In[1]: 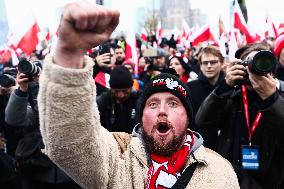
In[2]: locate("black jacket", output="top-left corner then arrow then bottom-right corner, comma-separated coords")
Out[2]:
97,89 -> 140,133
195,80 -> 284,189
276,61 -> 284,81
187,71 -> 225,150
0,94 -> 10,132
5,88 -> 81,187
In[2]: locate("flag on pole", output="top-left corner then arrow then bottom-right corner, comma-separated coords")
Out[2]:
140,27 -> 148,42
0,46 -> 11,63
218,17 -> 226,38
233,0 -> 260,44
190,24 -> 217,46
182,19 -> 191,40
156,21 -> 163,44
5,0 -> 40,56
218,32 -> 228,57
278,23 -> 284,36
16,22 -> 40,55
125,31 -> 138,75
10,47 -> 19,66
228,28 -> 239,61
265,16 -> 278,39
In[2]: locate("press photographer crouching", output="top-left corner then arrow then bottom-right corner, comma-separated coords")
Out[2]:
5,59 -> 82,189
195,43 -> 284,189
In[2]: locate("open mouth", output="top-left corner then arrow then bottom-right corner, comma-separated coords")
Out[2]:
157,122 -> 171,134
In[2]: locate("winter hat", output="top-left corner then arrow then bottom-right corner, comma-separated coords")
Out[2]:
169,55 -> 191,73
235,44 -> 253,59
109,65 -> 133,89
157,47 -> 166,57
274,34 -> 284,58
122,60 -> 135,70
138,73 -> 193,123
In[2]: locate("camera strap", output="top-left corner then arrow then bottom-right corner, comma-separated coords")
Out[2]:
241,85 -> 262,143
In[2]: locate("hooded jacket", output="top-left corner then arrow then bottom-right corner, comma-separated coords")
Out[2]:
38,55 -> 239,189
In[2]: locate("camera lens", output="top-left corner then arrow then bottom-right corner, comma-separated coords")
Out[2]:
18,60 -> 34,75
252,51 -> 276,75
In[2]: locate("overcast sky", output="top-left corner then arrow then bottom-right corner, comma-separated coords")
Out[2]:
3,0 -> 284,36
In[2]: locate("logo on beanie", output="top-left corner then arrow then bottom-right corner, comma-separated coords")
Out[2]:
152,78 -> 187,97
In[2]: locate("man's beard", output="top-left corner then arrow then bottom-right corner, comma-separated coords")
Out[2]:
142,123 -> 187,157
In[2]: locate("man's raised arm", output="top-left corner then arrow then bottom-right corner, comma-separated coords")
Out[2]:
38,2 -> 120,188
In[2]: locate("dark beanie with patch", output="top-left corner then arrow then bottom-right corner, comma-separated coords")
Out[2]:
138,73 -> 193,124
109,65 -> 133,89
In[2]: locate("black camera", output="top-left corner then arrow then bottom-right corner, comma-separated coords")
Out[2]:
18,59 -> 42,79
0,74 -> 16,88
0,67 -> 17,88
236,50 -> 276,85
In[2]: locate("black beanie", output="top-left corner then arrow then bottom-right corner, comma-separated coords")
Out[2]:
138,73 -> 193,124
109,66 -> 133,89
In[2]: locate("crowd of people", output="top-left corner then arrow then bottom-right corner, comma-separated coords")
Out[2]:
1,1 -> 284,189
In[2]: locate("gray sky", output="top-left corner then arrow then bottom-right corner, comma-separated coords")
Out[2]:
3,0 -> 284,38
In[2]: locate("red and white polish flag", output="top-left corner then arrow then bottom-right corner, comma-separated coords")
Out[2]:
16,22 -> 40,56
278,23 -> 284,36
233,0 -> 260,44
140,27 -> 148,42
190,24 -> 217,46
94,71 -> 110,89
156,21 -> 163,44
265,16 -> 278,39
228,28 -> 239,61
182,19 -> 191,40
5,0 -> 40,56
125,31 -> 138,75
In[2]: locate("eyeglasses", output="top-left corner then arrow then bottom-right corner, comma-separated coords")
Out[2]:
201,60 -> 219,66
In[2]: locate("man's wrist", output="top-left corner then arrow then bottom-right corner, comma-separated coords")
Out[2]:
54,40 -> 85,69
258,91 -> 278,110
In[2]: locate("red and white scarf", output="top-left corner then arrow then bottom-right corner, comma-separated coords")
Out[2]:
145,130 -> 194,189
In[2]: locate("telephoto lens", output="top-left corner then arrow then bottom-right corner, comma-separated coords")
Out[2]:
245,50 -> 276,75
18,59 -> 42,78
235,50 -> 276,86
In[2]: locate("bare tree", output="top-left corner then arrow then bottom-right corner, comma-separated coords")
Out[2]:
143,10 -> 159,37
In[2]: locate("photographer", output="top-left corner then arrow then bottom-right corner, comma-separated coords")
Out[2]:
0,69 -> 17,151
5,60 -> 82,189
0,64 -> 21,156
195,43 -> 284,189
0,66 -> 21,189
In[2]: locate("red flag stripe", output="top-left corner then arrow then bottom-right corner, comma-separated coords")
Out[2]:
17,22 -> 40,55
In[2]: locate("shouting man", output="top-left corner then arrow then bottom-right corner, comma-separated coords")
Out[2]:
38,1 -> 239,189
